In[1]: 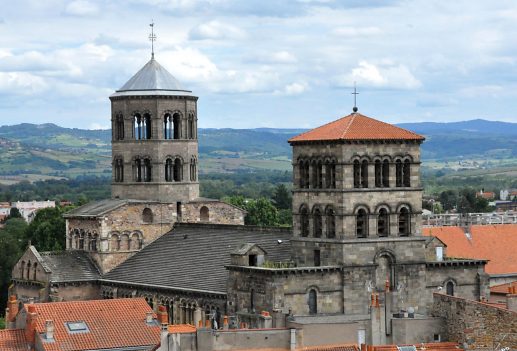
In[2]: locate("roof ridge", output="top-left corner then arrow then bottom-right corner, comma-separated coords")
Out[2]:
340,113 -> 356,138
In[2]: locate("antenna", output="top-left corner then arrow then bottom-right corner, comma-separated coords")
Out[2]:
149,21 -> 157,59
351,81 -> 359,112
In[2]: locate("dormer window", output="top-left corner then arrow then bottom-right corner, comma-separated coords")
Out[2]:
65,321 -> 89,334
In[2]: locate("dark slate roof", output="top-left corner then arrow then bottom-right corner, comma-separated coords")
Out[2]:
63,199 -> 155,218
104,223 -> 292,294
39,251 -> 101,283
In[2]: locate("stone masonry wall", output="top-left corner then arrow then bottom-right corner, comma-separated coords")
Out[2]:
183,201 -> 245,225
431,293 -> 517,350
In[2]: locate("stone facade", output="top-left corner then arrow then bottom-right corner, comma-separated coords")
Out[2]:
432,293 -> 517,350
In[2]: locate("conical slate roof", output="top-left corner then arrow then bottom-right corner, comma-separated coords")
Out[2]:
111,58 -> 193,97
288,113 -> 425,143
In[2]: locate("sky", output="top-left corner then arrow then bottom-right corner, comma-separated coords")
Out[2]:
0,0 -> 517,129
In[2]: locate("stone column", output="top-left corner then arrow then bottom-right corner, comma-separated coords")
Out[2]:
367,163 -> 375,189
194,307 -> 202,327
389,214 -> 398,237
389,163 -> 396,188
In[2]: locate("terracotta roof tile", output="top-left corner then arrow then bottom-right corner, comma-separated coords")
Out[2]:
26,298 -> 160,351
423,224 -> 517,275
168,324 -> 197,334
302,344 -> 359,351
0,329 -> 27,351
490,281 -> 517,294
288,113 -> 425,143
372,342 -> 459,351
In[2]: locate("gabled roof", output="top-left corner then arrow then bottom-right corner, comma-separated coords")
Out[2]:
26,298 -> 160,351
490,281 -> 517,295
111,58 -> 193,97
231,243 -> 267,255
63,198 -> 129,218
104,223 -> 292,294
288,113 -> 425,143
0,330 -> 26,351
39,250 -> 100,282
423,224 -> 517,275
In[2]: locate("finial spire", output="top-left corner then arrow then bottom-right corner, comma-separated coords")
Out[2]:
149,21 -> 157,59
351,81 -> 359,113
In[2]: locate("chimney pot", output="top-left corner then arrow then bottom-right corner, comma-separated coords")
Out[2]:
28,298 -> 34,305
146,312 -> 153,324
156,305 -> 168,325
45,320 -> 54,340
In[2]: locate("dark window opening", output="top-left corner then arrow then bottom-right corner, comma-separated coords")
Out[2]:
300,207 -> 309,237
164,113 -> 172,139
173,113 -> 181,139
313,208 -> 322,238
395,160 -> 403,187
165,158 -> 173,182
200,206 -> 209,222
398,207 -> 410,236
326,207 -> 336,238
375,160 -> 382,187
446,282 -> 454,296
142,208 -> 153,223
361,160 -> 368,188
378,208 -> 389,237
173,158 -> 182,182
177,202 -> 182,220
314,250 -> 321,267
115,115 -> 124,140
403,160 -> 411,187
249,254 -> 257,267
308,289 -> 317,315
353,160 -> 361,188
356,209 -> 368,238
114,158 -> 124,182
382,160 -> 390,187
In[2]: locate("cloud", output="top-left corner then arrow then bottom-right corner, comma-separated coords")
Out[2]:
0,72 -> 48,95
336,61 -> 421,90
331,26 -> 381,37
246,51 -> 298,64
64,0 -> 99,16
275,81 -> 309,95
89,122 -> 110,130
188,21 -> 246,40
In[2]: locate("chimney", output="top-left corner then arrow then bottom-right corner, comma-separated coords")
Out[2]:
7,295 -> 18,324
157,305 -> 168,325
25,305 -> 37,347
161,323 -> 168,339
45,320 -> 54,340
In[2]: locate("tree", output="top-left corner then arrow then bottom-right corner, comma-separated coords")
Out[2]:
25,207 -> 67,251
272,184 -> 291,210
245,198 -> 279,226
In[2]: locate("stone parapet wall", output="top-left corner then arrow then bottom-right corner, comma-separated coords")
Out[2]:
183,201 -> 245,225
431,293 -> 517,350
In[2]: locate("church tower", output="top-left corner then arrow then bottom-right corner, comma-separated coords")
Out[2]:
110,57 -> 199,202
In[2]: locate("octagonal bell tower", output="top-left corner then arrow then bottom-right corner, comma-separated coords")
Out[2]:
110,57 -> 199,202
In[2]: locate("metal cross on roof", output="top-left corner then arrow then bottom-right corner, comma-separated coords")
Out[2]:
149,21 -> 157,59
351,81 -> 359,113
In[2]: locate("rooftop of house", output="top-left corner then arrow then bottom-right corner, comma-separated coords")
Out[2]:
167,324 -> 197,334
24,298 -> 160,351
422,224 -> 517,275
490,281 -> 517,294
0,329 -> 27,351
104,223 -> 292,294
288,113 -> 425,143
38,250 -> 101,282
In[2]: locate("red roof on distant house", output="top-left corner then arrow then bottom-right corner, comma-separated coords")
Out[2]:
476,191 -> 495,200
288,113 -> 425,143
302,344 -> 359,351
168,324 -> 197,334
371,342 -> 459,351
423,224 -> 517,275
490,281 -> 517,294
0,330 -> 27,351
26,298 -> 160,351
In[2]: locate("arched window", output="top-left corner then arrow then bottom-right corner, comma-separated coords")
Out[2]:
110,234 -> 120,251
130,233 -> 140,250
376,254 -> 394,290
375,160 -> 382,187
188,116 -> 194,139
382,160 -> 390,187
353,160 -> 361,188
299,160 -> 306,188
317,161 -> 323,188
378,208 -> 389,237
115,115 -> 124,140
398,207 -> 410,236
356,208 -> 368,238
395,160 -> 403,187
142,208 -> 153,223
200,206 -> 209,222
173,113 -> 181,139
114,158 -> 124,182
325,160 -> 336,189
165,158 -> 173,182
143,159 -> 152,182
143,113 -> 151,139
134,113 -> 142,140
190,157 -> 197,181
119,234 -> 129,251
313,207 -> 322,238
164,113 -> 172,139
79,232 -> 84,250
308,289 -> 317,315
26,261 -> 32,280
403,159 -> 411,187
326,207 -> 336,238
134,159 -> 142,182
311,161 -> 318,189
33,262 -> 37,280
446,281 -> 454,296
91,234 -> 98,252
20,261 -> 25,279
300,206 -> 309,237
361,160 -> 368,188
173,158 -> 183,182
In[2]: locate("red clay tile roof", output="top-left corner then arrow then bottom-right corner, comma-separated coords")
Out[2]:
423,224 -> 517,275
288,113 -> 425,143
26,298 -> 160,351
372,342 -> 459,351
302,344 -> 359,351
168,324 -> 197,334
490,281 -> 517,294
0,329 -> 27,351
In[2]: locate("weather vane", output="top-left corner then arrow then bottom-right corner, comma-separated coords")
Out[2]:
351,81 -> 359,113
149,21 -> 157,59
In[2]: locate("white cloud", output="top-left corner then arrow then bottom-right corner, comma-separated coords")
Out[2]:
189,20 -> 246,40
0,72 -> 48,95
331,26 -> 381,37
64,0 -> 99,16
275,81 -> 309,95
247,51 -> 298,64
336,61 -> 421,90
89,122 -> 110,130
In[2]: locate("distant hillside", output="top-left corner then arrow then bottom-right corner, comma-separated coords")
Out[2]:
0,119 -> 516,182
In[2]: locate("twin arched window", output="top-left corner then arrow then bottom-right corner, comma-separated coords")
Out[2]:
190,157 -> 197,181
134,113 -> 151,140
353,160 -> 369,188
374,160 -> 390,187
134,158 -> 152,182
114,158 -> 124,182
356,206 -> 411,237
164,113 -> 181,140
300,205 -> 336,238
396,159 -> 411,187
298,158 -> 336,189
115,114 -> 124,140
